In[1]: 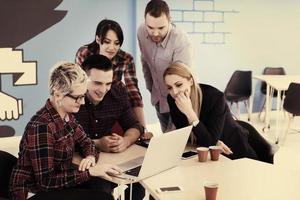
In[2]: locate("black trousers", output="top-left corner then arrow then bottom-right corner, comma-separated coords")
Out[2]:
236,120 -> 274,164
29,177 -> 113,200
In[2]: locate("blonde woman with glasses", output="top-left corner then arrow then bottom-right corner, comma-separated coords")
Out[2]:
10,62 -> 121,200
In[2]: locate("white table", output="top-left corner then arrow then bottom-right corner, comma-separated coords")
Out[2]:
253,75 -> 300,142
73,144 -> 230,199
141,158 -> 300,200
73,144 -> 230,184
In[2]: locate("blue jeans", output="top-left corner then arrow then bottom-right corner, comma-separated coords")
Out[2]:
155,103 -> 174,133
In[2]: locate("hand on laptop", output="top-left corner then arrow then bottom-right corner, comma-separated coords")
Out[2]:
78,155 -> 96,171
89,163 -> 122,181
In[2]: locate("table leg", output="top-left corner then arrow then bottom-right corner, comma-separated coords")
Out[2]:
275,90 -> 282,144
263,83 -> 271,132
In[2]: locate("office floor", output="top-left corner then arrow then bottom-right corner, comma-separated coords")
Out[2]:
239,110 -> 299,144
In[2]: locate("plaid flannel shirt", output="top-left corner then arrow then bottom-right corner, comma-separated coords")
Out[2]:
9,99 -> 99,200
75,46 -> 143,107
74,83 -> 143,139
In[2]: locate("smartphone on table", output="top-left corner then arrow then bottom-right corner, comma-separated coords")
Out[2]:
156,186 -> 183,193
181,150 -> 198,159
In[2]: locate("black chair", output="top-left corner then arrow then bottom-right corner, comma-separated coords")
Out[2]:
0,126 -> 15,138
282,82 -> 300,143
0,150 -> 17,199
259,67 -> 286,120
224,70 -> 252,121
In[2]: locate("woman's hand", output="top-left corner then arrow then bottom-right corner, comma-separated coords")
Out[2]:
89,163 -> 122,181
175,91 -> 198,123
217,140 -> 233,155
174,91 -> 193,115
78,155 -> 96,171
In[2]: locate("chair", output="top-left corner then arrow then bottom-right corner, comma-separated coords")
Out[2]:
282,82 -> 300,143
259,67 -> 286,120
0,150 -> 17,199
0,126 -> 15,138
224,70 -> 252,120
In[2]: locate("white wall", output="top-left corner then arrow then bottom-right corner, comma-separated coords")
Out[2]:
136,0 -> 300,124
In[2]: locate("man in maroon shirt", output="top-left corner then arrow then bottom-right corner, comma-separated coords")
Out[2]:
75,54 -> 145,200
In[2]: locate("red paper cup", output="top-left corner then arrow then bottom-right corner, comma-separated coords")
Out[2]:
196,147 -> 209,162
209,146 -> 222,161
204,182 -> 218,200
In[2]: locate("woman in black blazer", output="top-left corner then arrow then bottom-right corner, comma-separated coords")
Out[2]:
163,63 -> 274,163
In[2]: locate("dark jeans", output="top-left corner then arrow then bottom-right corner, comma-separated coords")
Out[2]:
29,177 -> 113,200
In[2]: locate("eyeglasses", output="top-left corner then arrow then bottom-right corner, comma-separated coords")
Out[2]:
65,93 -> 85,103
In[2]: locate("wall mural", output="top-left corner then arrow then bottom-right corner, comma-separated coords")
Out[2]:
0,0 -> 67,136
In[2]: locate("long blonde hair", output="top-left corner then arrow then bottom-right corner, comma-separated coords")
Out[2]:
163,63 -> 203,145
163,63 -> 202,116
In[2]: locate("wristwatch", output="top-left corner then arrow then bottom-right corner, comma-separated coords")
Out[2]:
192,119 -> 199,127
144,127 -> 148,133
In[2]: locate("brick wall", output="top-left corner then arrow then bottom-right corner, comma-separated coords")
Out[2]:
170,0 -> 238,44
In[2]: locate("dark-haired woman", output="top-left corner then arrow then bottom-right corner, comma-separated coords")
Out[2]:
75,19 -> 152,140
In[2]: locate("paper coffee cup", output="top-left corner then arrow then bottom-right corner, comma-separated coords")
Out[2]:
209,146 -> 222,161
204,182 -> 218,200
196,147 -> 209,162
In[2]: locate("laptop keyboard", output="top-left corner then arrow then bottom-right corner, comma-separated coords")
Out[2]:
125,165 -> 142,176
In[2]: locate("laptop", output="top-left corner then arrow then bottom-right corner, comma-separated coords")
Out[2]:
114,125 -> 192,182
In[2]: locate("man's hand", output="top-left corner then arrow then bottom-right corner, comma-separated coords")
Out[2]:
140,131 -> 153,140
109,133 -> 130,153
94,136 -> 115,152
78,155 -> 95,171
94,134 -> 130,153
89,163 -> 122,181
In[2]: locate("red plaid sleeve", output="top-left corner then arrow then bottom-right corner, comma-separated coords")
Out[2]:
121,53 -> 143,107
71,120 -> 99,162
75,46 -> 93,66
27,123 -> 90,191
